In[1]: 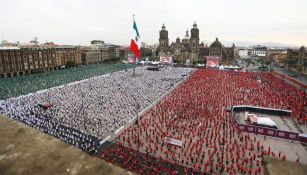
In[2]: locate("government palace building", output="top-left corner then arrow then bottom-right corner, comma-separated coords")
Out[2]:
157,22 -> 235,65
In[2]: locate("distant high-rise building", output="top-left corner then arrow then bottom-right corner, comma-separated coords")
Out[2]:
30,37 -> 39,45
91,40 -> 104,46
237,48 -> 249,59
250,45 -> 268,57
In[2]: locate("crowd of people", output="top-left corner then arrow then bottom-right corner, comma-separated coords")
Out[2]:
101,69 -> 305,174
0,63 -> 134,99
1,66 -> 194,152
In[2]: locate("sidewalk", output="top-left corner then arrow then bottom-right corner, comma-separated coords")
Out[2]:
236,59 -> 306,89
270,66 -> 307,91
272,65 -> 307,86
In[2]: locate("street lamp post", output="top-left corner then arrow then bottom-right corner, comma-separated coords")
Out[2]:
133,56 -> 137,77
135,101 -> 140,148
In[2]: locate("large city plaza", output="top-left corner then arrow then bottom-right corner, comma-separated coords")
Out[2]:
101,68 -> 306,174
0,63 -> 306,175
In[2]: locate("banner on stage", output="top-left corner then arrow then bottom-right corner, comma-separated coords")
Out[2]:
160,56 -> 173,64
164,137 -> 183,147
206,56 -> 219,68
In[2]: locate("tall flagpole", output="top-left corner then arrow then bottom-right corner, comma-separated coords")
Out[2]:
132,14 -> 140,149
133,14 -> 136,77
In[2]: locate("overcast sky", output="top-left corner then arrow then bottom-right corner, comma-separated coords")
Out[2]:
1,0 -> 306,46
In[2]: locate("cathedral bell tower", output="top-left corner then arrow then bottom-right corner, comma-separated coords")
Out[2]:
159,24 -> 169,55
189,22 -> 200,62
190,22 -> 199,48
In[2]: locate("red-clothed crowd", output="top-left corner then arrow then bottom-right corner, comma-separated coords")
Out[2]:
101,69 -> 305,174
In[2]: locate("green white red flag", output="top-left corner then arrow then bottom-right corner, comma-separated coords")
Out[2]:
130,16 -> 141,59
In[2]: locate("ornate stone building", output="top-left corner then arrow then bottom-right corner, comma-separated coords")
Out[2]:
0,46 -> 58,78
158,22 -> 235,65
158,24 -> 170,57
287,46 -> 306,75
208,38 -> 235,65
0,39 -> 123,78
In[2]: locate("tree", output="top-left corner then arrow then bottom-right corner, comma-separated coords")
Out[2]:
257,57 -> 271,67
66,61 -> 75,68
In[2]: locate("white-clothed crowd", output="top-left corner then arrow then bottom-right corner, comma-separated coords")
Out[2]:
1,66 -> 194,151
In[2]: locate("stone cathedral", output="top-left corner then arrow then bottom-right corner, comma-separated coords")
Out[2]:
158,22 -> 235,65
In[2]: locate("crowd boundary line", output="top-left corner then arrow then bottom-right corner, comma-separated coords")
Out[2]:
98,68 -> 196,145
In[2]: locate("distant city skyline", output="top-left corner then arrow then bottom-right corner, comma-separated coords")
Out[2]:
1,0 -> 306,46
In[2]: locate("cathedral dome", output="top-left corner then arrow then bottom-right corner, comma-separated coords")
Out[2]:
210,38 -> 222,48
193,22 -> 197,29
182,30 -> 190,40
162,23 -> 166,30
183,36 -> 190,40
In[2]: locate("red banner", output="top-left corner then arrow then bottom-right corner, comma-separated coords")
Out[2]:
206,56 -> 219,68
160,56 -> 173,64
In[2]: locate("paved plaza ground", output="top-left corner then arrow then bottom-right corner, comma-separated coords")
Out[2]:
1,66 -> 306,175
234,110 -> 307,165
0,116 -> 132,175
263,156 -> 307,175
272,64 -> 307,85
256,134 -> 307,164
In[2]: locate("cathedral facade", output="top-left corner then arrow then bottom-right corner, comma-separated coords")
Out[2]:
158,22 -> 235,65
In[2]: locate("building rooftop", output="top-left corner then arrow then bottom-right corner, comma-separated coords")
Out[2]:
254,45 -> 268,50
210,38 -> 222,48
182,30 -> 190,40
104,43 -> 120,48
53,45 -> 76,49
0,46 -> 20,50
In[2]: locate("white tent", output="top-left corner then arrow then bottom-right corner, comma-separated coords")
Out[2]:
247,113 -> 277,127
257,117 -> 277,127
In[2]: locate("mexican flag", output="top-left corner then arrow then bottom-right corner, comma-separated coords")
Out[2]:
130,17 -> 141,59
